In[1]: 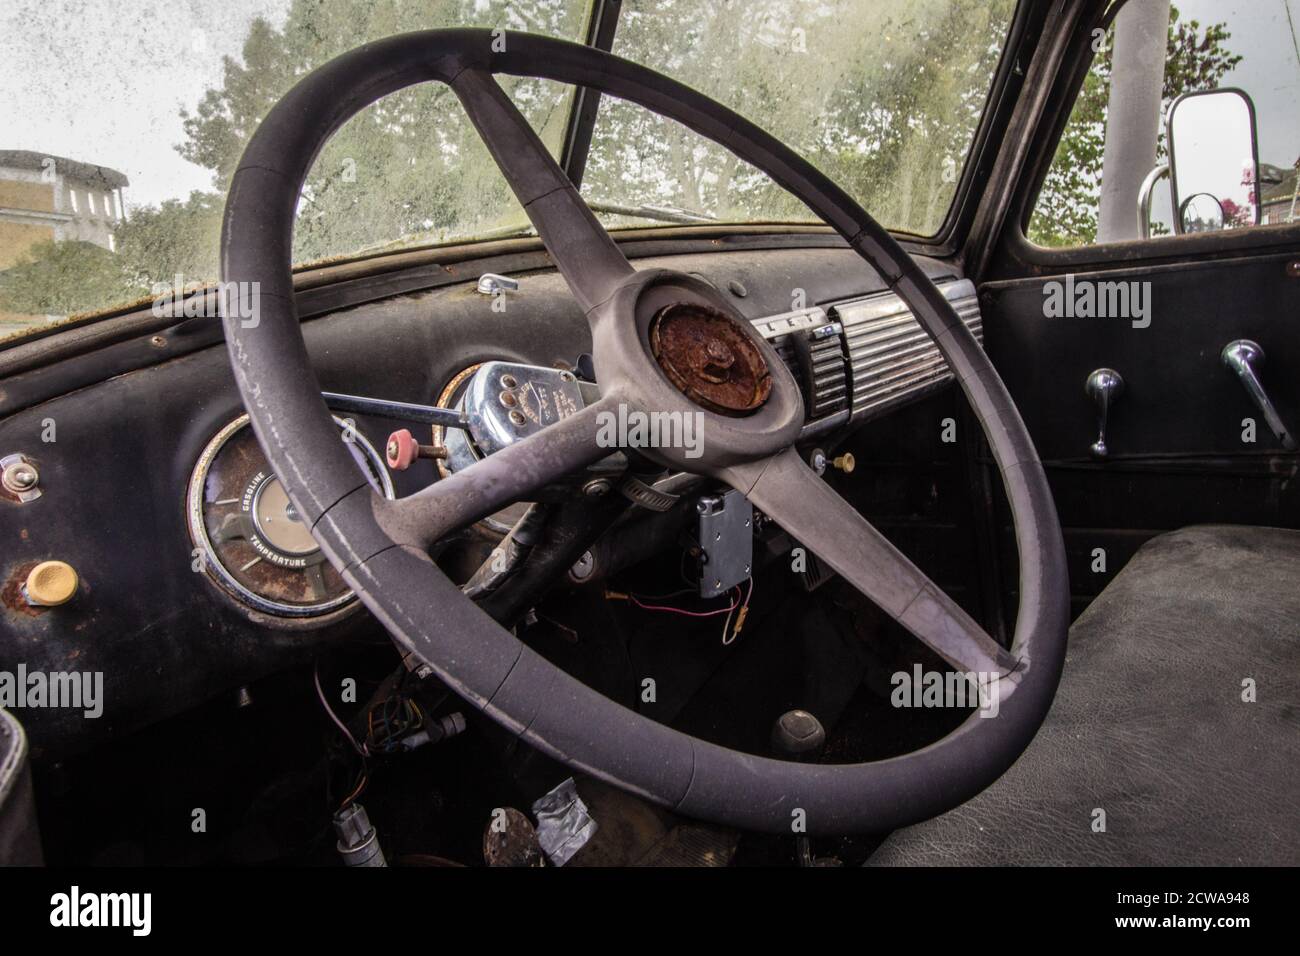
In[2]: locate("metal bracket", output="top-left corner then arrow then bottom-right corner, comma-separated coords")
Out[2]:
476,273 -> 519,295
1137,164 -> 1169,239
695,490 -> 753,598
0,454 -> 41,503
619,475 -> 680,512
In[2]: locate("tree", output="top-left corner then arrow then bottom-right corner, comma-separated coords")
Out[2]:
2,0 -> 581,322
1029,6 -> 1242,247
3,0 -> 1023,321
581,0 -> 1015,236
177,0 -> 585,262
0,240 -> 127,316
115,191 -> 224,291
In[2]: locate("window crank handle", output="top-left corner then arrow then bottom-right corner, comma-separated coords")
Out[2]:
1221,341 -> 1297,451
1085,368 -> 1124,460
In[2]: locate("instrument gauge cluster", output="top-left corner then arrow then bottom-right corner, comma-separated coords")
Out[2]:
187,413 -> 394,618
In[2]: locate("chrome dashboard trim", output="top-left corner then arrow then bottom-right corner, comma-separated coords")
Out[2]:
752,278 -> 981,427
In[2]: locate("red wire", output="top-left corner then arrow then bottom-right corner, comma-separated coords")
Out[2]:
628,587 -> 741,617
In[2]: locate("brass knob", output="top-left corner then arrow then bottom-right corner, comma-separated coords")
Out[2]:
25,560 -> 79,607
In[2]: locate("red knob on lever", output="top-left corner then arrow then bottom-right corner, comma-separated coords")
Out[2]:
386,429 -> 418,471
385,429 -> 449,471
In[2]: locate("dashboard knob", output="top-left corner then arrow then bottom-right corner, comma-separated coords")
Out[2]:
24,560 -> 79,607
386,429 -> 418,470
385,429 -> 448,471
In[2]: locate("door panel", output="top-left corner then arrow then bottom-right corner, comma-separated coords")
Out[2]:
979,251 -> 1300,616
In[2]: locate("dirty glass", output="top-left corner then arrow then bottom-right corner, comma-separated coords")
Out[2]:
1,0 -> 1017,344
0,0 -> 588,341
584,0 -> 1018,234
1028,1 -> 1300,247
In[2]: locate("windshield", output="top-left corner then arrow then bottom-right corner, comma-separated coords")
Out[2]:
0,0 -> 1017,343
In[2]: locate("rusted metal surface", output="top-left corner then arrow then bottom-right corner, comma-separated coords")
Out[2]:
482,807 -> 543,867
649,302 -> 771,415
2,561 -> 43,617
196,425 -> 350,608
432,363 -> 481,479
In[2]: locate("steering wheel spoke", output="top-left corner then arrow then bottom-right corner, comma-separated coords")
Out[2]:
377,393 -> 620,549
723,448 -> 1017,677
450,69 -> 634,314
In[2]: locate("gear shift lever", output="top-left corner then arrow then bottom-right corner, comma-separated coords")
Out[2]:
770,710 -> 834,866
771,709 -> 825,761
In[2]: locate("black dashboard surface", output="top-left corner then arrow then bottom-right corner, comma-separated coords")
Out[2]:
0,243 -> 958,754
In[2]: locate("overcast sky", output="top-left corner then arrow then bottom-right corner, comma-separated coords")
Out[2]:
0,0 -> 290,205
1178,0 -> 1300,169
2,0 -> 1298,209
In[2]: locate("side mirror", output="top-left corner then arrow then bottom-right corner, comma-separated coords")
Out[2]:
1178,192 -> 1225,233
1166,88 -> 1261,234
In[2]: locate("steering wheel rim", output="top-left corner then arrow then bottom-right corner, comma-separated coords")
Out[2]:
220,28 -> 1068,835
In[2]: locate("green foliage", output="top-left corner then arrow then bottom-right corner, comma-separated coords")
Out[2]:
4,0 -> 1021,325
0,193 -> 226,317
0,240 -> 129,316
176,0 -> 585,263
115,191 -> 224,289
584,0 -> 1014,236
1028,6 -> 1242,247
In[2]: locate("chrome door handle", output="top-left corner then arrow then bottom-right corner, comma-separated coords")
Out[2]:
1221,340 -> 1297,451
1085,368 -> 1124,459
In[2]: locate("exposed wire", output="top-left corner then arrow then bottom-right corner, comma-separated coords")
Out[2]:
722,577 -> 755,646
625,586 -> 697,601
313,661 -> 368,757
608,586 -> 742,618
338,770 -> 368,812
366,694 -> 426,754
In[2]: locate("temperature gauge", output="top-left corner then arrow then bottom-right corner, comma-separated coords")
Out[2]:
187,413 -> 394,617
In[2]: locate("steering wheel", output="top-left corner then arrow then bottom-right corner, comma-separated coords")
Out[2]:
220,29 -> 1068,835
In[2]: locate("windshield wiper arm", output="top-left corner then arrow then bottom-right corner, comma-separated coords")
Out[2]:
584,199 -> 717,224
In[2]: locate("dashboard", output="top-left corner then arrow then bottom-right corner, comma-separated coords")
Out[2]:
0,241 -> 978,755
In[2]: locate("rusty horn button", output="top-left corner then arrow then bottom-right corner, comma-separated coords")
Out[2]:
649,302 -> 772,416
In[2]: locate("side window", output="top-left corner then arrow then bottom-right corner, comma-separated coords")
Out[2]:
1029,0 -> 1300,248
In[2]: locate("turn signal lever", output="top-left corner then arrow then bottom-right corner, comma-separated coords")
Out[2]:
322,391 -> 466,429
1221,340 -> 1297,451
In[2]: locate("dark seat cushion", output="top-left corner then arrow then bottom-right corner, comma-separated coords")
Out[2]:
868,525 -> 1300,866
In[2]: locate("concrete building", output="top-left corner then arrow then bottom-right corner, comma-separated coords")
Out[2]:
0,150 -> 129,332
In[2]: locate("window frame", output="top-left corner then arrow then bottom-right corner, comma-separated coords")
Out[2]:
557,0 -> 1038,253
1003,0 -> 1300,275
